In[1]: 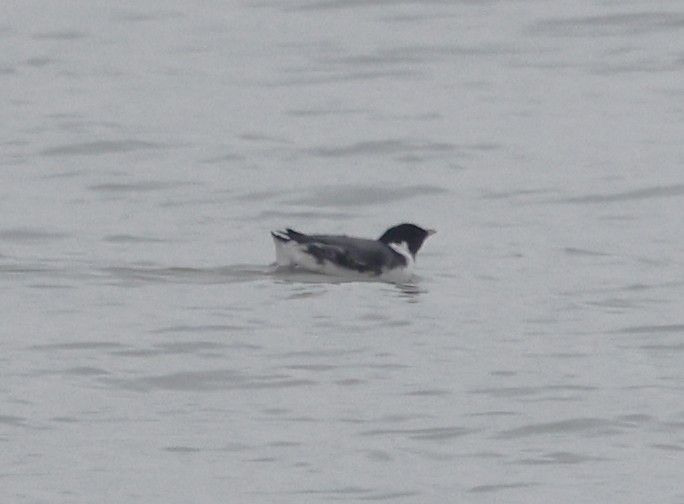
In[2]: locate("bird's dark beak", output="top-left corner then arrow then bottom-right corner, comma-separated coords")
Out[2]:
426,229 -> 436,237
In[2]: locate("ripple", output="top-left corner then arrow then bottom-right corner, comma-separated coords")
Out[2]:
40,140 -> 165,157
514,451 -> 608,465
163,446 -> 201,453
639,343 -> 684,352
530,12 -> 684,37
403,388 -> 451,396
564,247 -> 611,257
469,482 -> 538,494
101,264 -> 268,285
30,341 -> 126,352
618,323 -> 684,334
89,180 -> 193,193
61,366 -> 110,376
652,443 -> 684,452
102,369 -> 317,392
0,228 -> 69,242
102,234 -> 168,243
296,487 -> 419,500
24,56 -> 56,68
0,415 -> 27,427
287,184 -> 448,207
33,30 -> 89,40
307,139 -> 457,158
255,209 -> 356,220
360,426 -> 477,441
470,384 -> 597,399
495,418 -> 622,439
110,341 -> 230,358
283,0 -> 459,12
152,324 -> 248,335
556,184 -> 684,204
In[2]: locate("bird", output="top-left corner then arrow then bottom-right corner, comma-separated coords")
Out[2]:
271,223 -> 435,283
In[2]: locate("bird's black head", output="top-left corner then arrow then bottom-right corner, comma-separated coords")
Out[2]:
378,223 -> 436,257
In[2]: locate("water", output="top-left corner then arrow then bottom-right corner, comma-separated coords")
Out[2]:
3,0 -> 684,502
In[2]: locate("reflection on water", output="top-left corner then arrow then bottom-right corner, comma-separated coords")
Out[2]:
100,264 -> 272,285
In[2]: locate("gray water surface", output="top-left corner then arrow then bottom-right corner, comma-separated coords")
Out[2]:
3,0 -> 684,502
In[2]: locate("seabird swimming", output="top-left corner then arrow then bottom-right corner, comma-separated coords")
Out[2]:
271,223 -> 435,283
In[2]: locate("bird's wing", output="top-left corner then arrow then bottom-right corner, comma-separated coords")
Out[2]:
307,243 -> 378,273
306,236 -> 402,274
270,230 -> 406,273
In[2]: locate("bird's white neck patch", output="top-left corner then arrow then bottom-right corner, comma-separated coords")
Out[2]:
388,241 -> 414,264
384,241 -> 415,283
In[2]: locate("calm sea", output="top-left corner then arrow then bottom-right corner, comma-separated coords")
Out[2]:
2,0 -> 684,502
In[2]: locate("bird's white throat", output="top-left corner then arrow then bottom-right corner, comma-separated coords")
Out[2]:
388,241 -> 414,265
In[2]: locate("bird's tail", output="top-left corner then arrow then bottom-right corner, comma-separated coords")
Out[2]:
271,228 -> 307,243
271,230 -> 291,243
